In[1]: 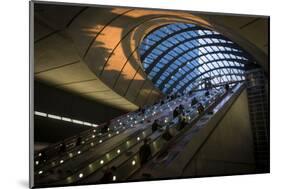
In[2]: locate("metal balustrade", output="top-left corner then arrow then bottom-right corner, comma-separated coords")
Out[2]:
35,90 -> 214,185
34,88 -> 225,186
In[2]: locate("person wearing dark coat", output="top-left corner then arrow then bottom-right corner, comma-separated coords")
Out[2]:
178,104 -> 184,113
178,114 -> 188,130
101,121 -> 110,133
191,97 -> 198,106
59,142 -> 66,153
197,103 -> 204,114
162,126 -> 173,141
173,107 -> 180,118
139,138 -> 152,165
151,119 -> 160,132
225,83 -> 230,92
76,136 -> 82,146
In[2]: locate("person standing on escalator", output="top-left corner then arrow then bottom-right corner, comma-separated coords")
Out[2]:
173,107 -> 180,118
151,119 -> 160,132
225,83 -> 230,92
139,138 -> 152,165
101,121 -> 110,133
191,97 -> 198,106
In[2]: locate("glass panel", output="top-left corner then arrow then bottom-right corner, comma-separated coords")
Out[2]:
140,23 -> 248,94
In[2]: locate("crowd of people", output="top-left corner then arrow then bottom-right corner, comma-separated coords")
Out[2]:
37,82 -> 232,183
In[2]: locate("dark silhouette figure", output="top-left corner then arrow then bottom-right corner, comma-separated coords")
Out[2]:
191,97 -> 198,106
151,120 -> 160,132
225,83 -> 230,91
59,142 -> 66,153
100,166 -> 117,183
178,104 -> 185,113
178,114 -> 188,130
101,121 -> 110,133
76,136 -> 82,146
173,107 -> 180,118
205,79 -> 213,89
197,103 -> 204,114
162,126 -> 173,141
139,138 -> 152,165
179,104 -> 184,111
205,90 -> 210,97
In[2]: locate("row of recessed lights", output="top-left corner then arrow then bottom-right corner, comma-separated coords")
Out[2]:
37,102 -> 190,177
36,121 -> 137,174
72,105 -> 196,182
41,92 -> 208,180
36,93 -> 199,177
34,111 -> 99,127
63,138 -> 139,181
35,113 -> 138,167
51,127 -> 146,179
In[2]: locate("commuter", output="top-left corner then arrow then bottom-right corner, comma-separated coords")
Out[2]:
100,166 -> 117,183
197,103 -> 204,114
162,125 -> 173,141
101,121 -> 110,133
139,138 -> 152,165
178,114 -> 188,130
188,91 -> 193,96
205,90 -> 210,97
152,119 -> 160,132
76,136 -> 82,146
205,79 -> 212,89
173,107 -> 180,118
59,142 -> 66,153
191,97 -> 198,106
225,83 -> 230,92
178,104 -> 184,113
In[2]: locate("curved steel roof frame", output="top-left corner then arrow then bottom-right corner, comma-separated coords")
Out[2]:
165,66 -> 245,94
154,50 -> 247,85
191,73 -> 245,90
162,58 -> 247,92
139,23 -> 254,94
175,66 -> 245,94
144,35 -> 243,74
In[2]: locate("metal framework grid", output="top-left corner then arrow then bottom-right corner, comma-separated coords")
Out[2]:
139,23 -> 253,94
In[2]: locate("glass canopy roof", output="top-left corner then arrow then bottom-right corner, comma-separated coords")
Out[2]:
139,23 -> 252,94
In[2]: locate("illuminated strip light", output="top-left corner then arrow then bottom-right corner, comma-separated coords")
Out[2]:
83,122 -> 92,126
62,117 -> 72,122
48,114 -> 61,120
34,111 -> 99,128
72,119 -> 84,125
34,111 -> 47,117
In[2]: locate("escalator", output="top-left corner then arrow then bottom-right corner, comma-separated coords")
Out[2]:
34,84 -> 244,187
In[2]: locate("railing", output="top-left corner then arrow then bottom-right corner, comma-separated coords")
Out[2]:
34,93 -> 185,165
34,90 -> 208,185
35,89 -> 222,186
75,89 -> 225,184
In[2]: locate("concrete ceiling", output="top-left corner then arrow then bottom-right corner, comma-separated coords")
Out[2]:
33,3 -> 268,111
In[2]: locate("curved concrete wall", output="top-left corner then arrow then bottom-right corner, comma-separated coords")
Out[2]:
34,3 -> 268,111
